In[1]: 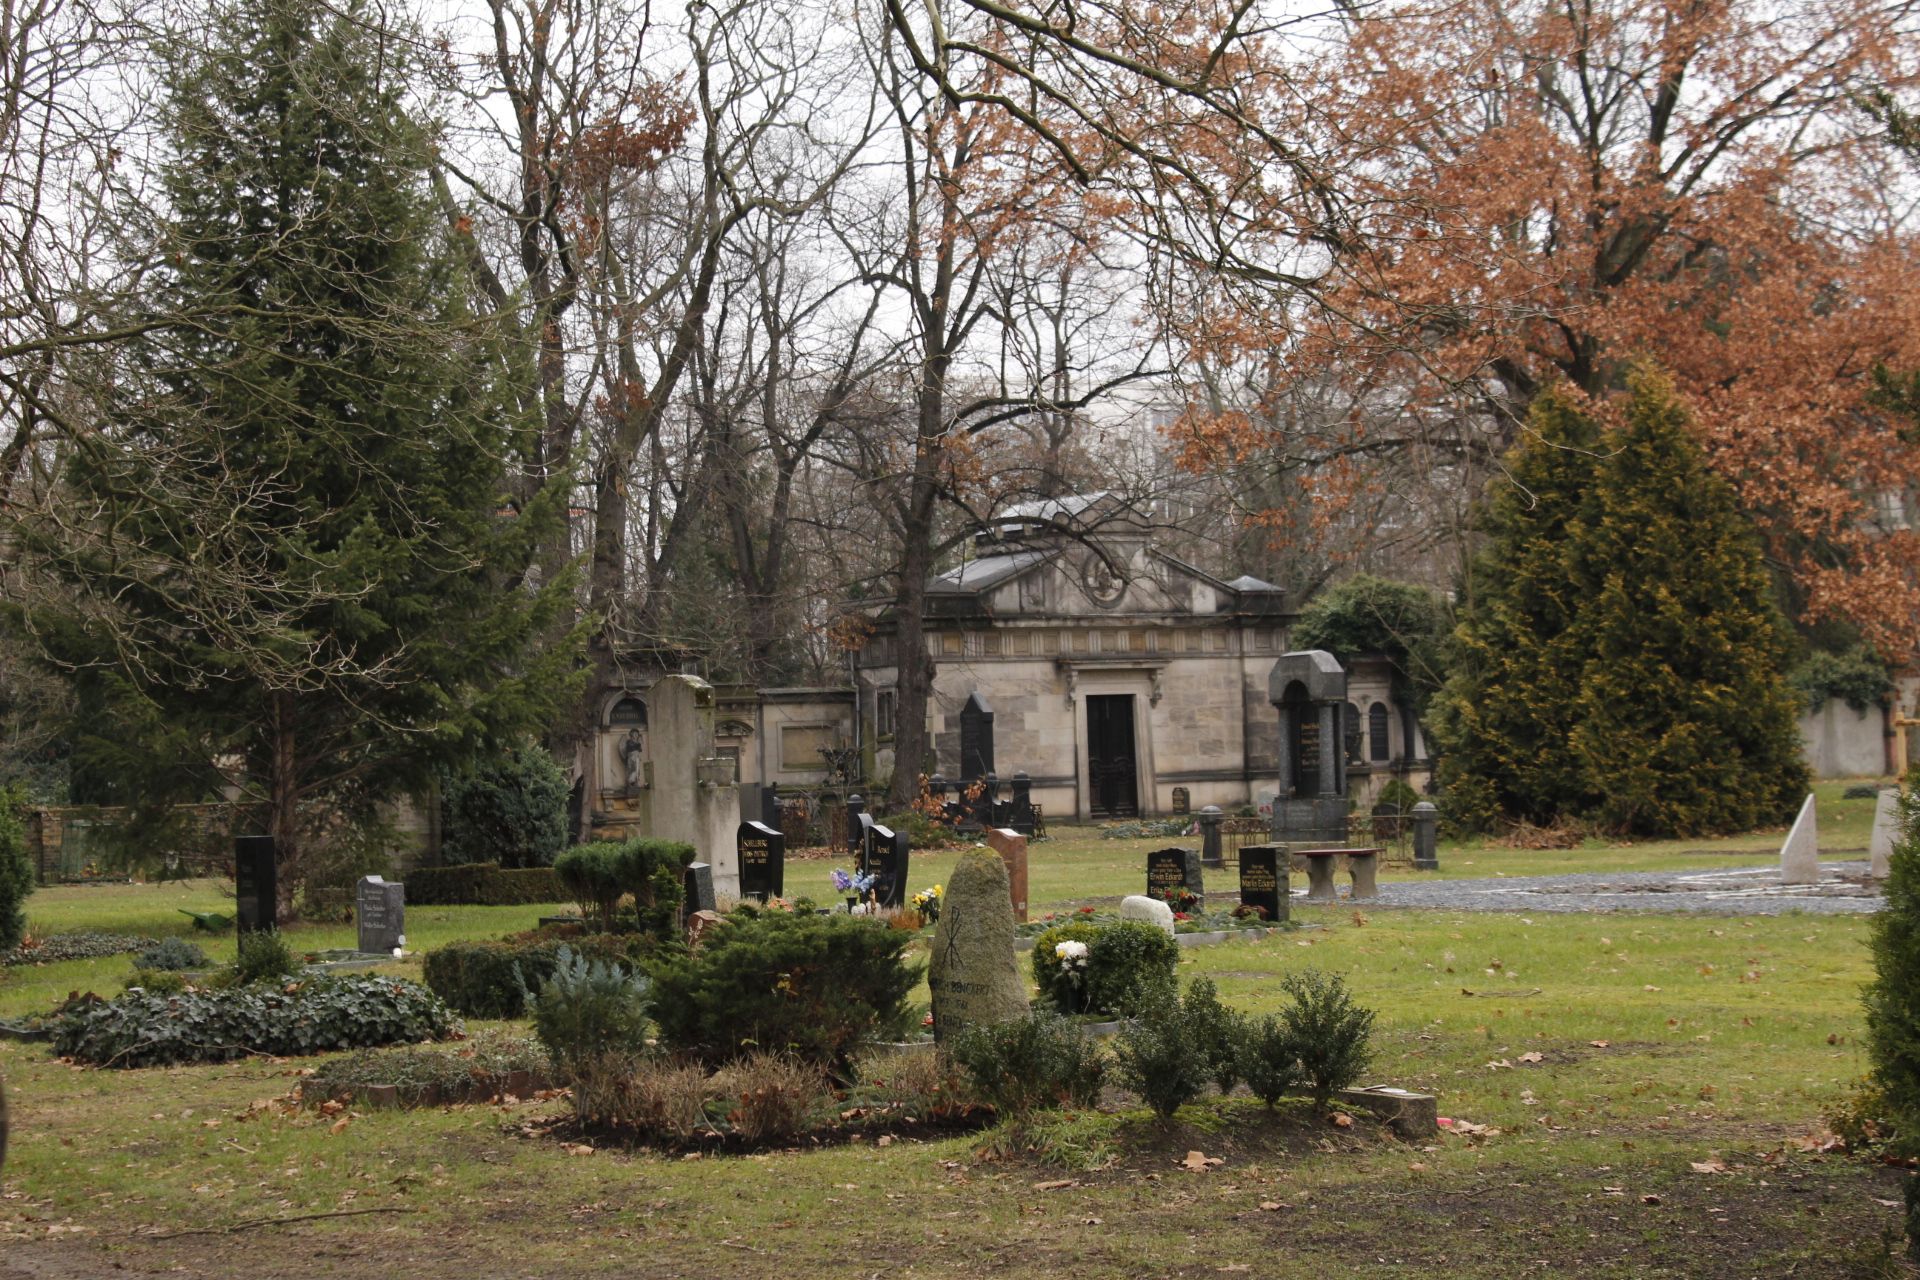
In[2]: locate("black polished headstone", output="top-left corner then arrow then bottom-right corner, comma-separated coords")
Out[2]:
862,823 -> 910,910
1170,786 -> 1191,816
1008,772 -> 1035,835
355,876 -> 405,954
1237,845 -> 1287,924
234,835 -> 277,935
1146,847 -> 1190,903
737,821 -> 785,902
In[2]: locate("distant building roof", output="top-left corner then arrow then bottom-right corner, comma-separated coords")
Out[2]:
1225,574 -> 1282,593
927,547 -> 1057,594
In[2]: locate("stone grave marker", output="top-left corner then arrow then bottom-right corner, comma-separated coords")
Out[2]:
1008,772 -> 1036,835
1871,789 -> 1900,879
1198,805 -> 1225,866
234,835 -> 277,934
986,827 -> 1029,922
1147,846 -> 1194,906
682,861 -> 717,923
1236,845 -> 1287,924
355,875 -> 405,954
1779,793 -> 1818,885
1170,786 -> 1191,816
1411,801 -> 1440,871
1119,894 -> 1176,935
737,821 -> 785,901
927,849 -> 1028,1043
864,824 -> 909,910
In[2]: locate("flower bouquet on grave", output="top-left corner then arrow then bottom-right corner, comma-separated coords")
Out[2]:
1053,939 -> 1092,1011
831,868 -> 877,911
910,883 -> 943,926
1159,886 -> 1199,914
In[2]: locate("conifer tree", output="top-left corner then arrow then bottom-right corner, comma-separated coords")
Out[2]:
1429,389 -> 1604,832
9,0 -> 581,899
1568,369 -> 1807,836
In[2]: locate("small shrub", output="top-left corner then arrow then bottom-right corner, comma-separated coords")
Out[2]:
53,975 -> 458,1067
554,837 -> 690,935
124,968 -> 190,995
231,929 -> 298,986
423,935 -> 641,1019
1111,991 -> 1211,1120
440,740 -> 571,868
135,938 -> 208,971
712,1053 -> 830,1144
524,945 -> 653,1076
1280,969 -> 1376,1109
1235,1014 -> 1302,1108
570,1053 -> 712,1138
850,1049 -> 972,1118
1030,920 -> 1178,1018
951,1011 -> 1104,1115
647,911 -> 920,1077
0,785 -> 30,953
1181,977 -> 1248,1096
405,862 -> 565,907
303,1031 -> 550,1106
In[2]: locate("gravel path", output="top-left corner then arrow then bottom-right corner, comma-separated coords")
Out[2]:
1316,860 -> 1882,916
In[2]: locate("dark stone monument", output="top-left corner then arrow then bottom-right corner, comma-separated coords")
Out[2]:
737,821 -> 785,902
959,692 -> 995,779
761,783 -> 782,830
864,824 -> 910,910
1170,786 -> 1191,816
1146,847 -> 1192,905
1411,801 -> 1440,871
1198,804 -> 1225,867
1269,651 -> 1353,849
355,875 -> 405,954
980,772 -> 1002,827
846,793 -> 867,849
1008,772 -> 1035,835
1237,845 -> 1287,924
682,861 -> 716,923
234,835 -> 277,934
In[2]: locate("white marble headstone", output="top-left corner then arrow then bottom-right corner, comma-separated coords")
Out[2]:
1779,793 -> 1818,885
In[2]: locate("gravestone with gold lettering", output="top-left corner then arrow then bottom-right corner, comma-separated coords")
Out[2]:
1236,845 -> 1287,924
737,821 -> 784,901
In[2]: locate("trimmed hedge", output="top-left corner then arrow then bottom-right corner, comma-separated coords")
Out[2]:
406,862 -> 565,907
1031,919 -> 1178,1017
422,934 -> 642,1019
52,976 -> 458,1068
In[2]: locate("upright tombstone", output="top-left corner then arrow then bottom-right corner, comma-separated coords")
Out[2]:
1410,801 -> 1440,871
737,821 -> 785,902
959,692 -> 995,780
1779,793 -> 1819,885
1237,845 -> 1288,925
1170,786 -> 1191,817
846,794 -> 868,850
233,835 -> 277,935
355,876 -> 405,954
1008,772 -> 1036,836
979,773 -> 1002,828
1871,789 -> 1900,880
682,861 -> 717,924
927,850 -> 1028,1043
760,783 -> 783,832
1198,805 -> 1225,867
986,827 -> 1029,922
643,675 -> 743,897
864,824 -> 910,910
1147,846 -> 1198,906
1268,650 -> 1352,849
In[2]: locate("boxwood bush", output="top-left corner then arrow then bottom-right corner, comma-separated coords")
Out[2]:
53,976 -> 459,1067
648,909 -> 921,1077
554,838 -> 690,935
1031,919 -> 1178,1017
405,862 -> 565,907
423,934 -> 643,1019
950,1009 -> 1104,1114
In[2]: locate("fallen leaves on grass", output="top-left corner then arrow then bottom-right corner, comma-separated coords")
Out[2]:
1689,1160 -> 1729,1175
1032,1179 -> 1078,1191
1518,1051 -> 1544,1064
1181,1151 -> 1225,1172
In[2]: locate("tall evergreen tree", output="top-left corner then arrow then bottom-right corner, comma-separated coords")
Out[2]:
1429,389 -> 1605,832
9,0 -> 581,899
1568,369 -> 1807,836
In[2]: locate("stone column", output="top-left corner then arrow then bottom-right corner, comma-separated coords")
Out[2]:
1275,708 -> 1294,798
1198,805 -> 1224,867
1411,801 -> 1439,871
1316,702 -> 1339,798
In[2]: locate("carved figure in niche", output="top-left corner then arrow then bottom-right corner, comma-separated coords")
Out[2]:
620,728 -> 646,793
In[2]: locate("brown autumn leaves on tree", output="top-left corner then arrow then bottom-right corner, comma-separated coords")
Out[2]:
1145,0 -> 1920,659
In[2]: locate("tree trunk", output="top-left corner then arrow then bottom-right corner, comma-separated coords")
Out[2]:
268,693 -> 301,920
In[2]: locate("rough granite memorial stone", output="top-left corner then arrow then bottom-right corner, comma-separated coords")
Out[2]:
1236,845 -> 1287,924
737,821 -> 785,901
1779,793 -> 1819,885
928,850 -> 1028,1043
234,835 -> 277,934
682,861 -> 717,923
1119,894 -> 1176,935
355,875 -> 405,954
986,827 -> 1029,922
1871,789 -> 1900,880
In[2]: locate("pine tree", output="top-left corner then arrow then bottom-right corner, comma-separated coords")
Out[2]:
1567,369 -> 1807,836
10,0 -> 581,900
1429,389 -> 1604,832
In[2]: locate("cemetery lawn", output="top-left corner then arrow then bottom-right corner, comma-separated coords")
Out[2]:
1,870 -> 1897,1278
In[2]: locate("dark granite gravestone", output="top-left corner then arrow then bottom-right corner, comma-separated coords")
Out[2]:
682,862 -> 716,924
1171,786 -> 1191,816
864,824 -> 909,910
1237,845 -> 1287,924
1146,847 -> 1191,904
1008,772 -> 1036,835
355,876 -> 405,954
737,821 -> 785,902
846,794 -> 868,850
760,784 -> 782,831
234,835 -> 277,934
959,692 -> 995,779
1411,801 -> 1440,871
1198,805 -> 1225,867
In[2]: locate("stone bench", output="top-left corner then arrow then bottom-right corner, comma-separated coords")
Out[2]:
1293,847 -> 1383,901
